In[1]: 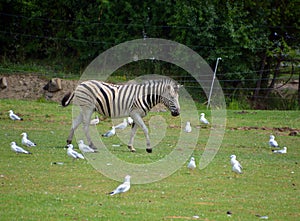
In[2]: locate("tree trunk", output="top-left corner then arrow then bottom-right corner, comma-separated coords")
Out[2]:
253,53 -> 267,101
265,57 -> 282,98
298,69 -> 300,107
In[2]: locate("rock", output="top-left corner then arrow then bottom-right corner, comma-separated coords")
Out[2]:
0,77 -> 7,89
43,78 -> 62,92
289,131 -> 298,136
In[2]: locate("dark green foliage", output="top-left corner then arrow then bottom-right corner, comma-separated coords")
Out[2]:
0,0 -> 299,107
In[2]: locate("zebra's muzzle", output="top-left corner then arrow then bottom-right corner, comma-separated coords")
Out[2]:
171,110 -> 180,116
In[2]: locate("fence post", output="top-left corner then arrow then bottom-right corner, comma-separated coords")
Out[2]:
207,57 -> 222,109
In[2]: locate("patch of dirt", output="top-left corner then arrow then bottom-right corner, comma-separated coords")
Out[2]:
229,126 -> 300,136
0,74 -> 168,112
0,74 -> 79,103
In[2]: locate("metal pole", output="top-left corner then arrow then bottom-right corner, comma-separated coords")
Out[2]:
207,57 -> 222,109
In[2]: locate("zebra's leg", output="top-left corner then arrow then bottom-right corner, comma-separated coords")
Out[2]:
81,107 -> 97,149
128,123 -> 137,152
67,113 -> 83,145
130,113 -> 152,153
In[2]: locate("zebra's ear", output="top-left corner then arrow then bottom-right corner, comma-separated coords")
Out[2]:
175,84 -> 183,91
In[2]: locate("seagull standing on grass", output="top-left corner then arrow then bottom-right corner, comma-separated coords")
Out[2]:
67,144 -> 85,160
230,155 -> 243,174
184,122 -> 192,133
109,175 -> 131,196
21,132 -> 36,147
269,135 -> 279,148
200,113 -> 209,125
78,140 -> 95,153
187,157 -> 196,170
90,116 -> 100,125
10,142 -> 32,154
102,126 -> 116,137
272,147 -> 287,154
9,110 -> 23,121
115,119 -> 128,130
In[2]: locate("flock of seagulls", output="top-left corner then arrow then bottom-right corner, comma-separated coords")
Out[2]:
185,114 -> 288,176
10,132 -> 36,154
183,113 -> 209,133
7,108 -> 290,198
269,134 -> 287,154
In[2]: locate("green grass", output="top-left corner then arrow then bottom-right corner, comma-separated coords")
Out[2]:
0,99 -> 299,220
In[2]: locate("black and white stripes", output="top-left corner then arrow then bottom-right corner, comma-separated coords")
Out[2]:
62,77 -> 181,153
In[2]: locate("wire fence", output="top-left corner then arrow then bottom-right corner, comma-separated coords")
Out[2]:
1,12 -> 299,109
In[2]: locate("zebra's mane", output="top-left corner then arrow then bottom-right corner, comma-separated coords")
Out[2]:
124,75 -> 176,86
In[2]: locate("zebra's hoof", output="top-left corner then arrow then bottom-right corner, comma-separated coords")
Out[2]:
90,144 -> 98,150
128,146 -> 136,152
146,148 -> 152,153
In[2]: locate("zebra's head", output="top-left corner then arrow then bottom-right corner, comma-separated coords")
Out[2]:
161,82 -> 181,117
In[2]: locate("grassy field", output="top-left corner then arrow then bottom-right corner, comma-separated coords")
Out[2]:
0,99 -> 299,220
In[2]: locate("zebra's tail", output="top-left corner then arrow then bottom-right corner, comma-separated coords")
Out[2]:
61,92 -> 74,107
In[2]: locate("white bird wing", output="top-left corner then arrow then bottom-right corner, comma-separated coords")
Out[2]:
74,150 -> 84,159
79,143 -> 94,153
12,144 -> 30,154
68,148 -> 84,159
200,117 -> 209,124
10,113 -> 22,120
115,121 -> 127,129
102,128 -> 115,137
23,138 -> 36,147
110,182 -> 130,195
273,147 -> 287,154
232,163 -> 242,174
187,161 -> 196,169
269,139 -> 278,147
184,125 -> 192,133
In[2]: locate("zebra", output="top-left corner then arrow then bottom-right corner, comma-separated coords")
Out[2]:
61,76 -> 181,153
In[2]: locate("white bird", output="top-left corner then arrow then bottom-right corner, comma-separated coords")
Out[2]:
184,121 -> 192,133
269,135 -> 279,148
10,142 -> 31,154
109,175 -> 131,195
21,132 -> 36,147
200,113 -> 209,125
115,119 -> 128,130
102,126 -> 116,137
90,115 -> 100,125
232,163 -> 243,174
9,110 -> 23,121
187,157 -> 196,170
230,155 -> 242,174
272,146 -> 287,154
127,117 -> 134,125
67,144 -> 85,160
77,140 -> 95,153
